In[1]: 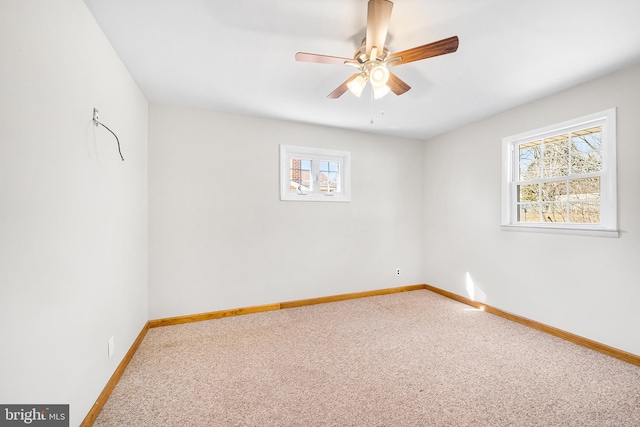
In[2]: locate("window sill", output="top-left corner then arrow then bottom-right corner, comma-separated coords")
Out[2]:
280,194 -> 350,202
500,224 -> 619,238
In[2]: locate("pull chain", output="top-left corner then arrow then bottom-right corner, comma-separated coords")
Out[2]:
369,87 -> 386,124
370,86 -> 374,124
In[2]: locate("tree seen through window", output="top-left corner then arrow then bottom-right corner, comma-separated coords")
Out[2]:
517,126 -> 602,224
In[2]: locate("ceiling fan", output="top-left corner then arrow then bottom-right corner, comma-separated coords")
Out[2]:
295,0 -> 459,99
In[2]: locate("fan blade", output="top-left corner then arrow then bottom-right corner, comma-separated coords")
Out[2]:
388,36 -> 459,66
327,74 -> 361,99
387,72 -> 411,95
366,0 -> 393,57
295,52 -> 354,66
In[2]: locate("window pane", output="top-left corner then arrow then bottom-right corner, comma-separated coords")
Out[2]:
319,161 -> 340,193
568,177 -> 600,223
541,180 -> 567,202
290,158 -> 312,191
569,177 -> 600,200
517,203 -> 540,222
571,152 -> 602,175
542,202 -> 568,223
542,134 -> 569,178
571,126 -> 602,174
519,140 -> 541,180
569,201 -> 600,224
572,126 -> 602,151
517,183 -> 539,203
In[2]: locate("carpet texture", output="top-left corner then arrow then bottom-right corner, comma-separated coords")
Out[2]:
94,290 -> 640,426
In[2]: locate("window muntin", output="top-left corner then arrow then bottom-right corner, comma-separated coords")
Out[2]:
280,145 -> 351,202
502,109 -> 616,236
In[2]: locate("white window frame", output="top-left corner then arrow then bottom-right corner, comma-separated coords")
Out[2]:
280,145 -> 351,202
501,108 -> 618,237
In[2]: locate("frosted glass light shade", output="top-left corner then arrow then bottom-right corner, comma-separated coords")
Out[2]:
347,75 -> 367,97
373,84 -> 391,99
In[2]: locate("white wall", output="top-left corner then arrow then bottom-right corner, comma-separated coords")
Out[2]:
0,1 -> 148,426
423,64 -> 640,356
149,104 -> 424,319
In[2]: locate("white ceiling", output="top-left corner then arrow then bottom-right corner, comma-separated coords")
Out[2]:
83,0 -> 640,140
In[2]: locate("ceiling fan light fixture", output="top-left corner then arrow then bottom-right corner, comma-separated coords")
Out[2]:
295,0 -> 460,101
347,74 -> 367,97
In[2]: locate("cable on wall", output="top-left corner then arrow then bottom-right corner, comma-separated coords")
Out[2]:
93,108 -> 124,161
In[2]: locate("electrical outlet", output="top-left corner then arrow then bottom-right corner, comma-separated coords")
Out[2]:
108,336 -> 114,359
93,108 -> 99,126
395,268 -> 401,276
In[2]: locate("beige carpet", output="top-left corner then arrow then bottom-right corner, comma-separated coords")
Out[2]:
95,290 -> 640,426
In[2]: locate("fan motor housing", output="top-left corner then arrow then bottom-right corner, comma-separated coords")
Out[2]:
354,38 -> 389,64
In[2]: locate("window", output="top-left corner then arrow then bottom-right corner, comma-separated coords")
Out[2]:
280,145 -> 351,202
502,108 -> 617,237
